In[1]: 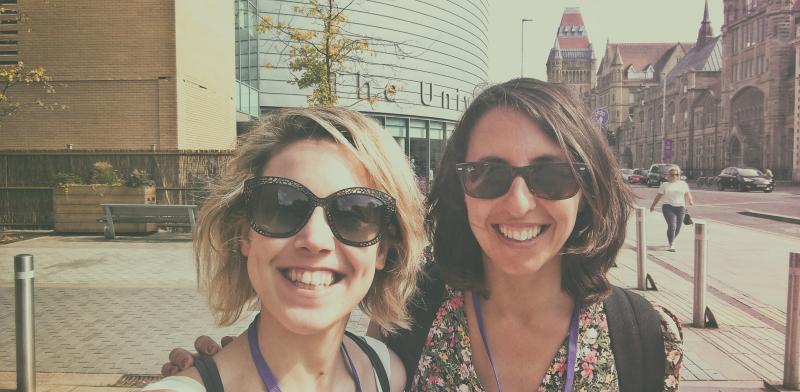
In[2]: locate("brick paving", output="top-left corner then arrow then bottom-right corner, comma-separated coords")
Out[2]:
3,212 -> 800,391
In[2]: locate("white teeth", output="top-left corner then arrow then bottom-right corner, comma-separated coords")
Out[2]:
498,224 -> 543,241
285,269 -> 334,288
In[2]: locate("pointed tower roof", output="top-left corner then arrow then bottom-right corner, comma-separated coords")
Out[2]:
556,7 -> 591,50
552,37 -> 562,60
612,46 -> 624,66
697,0 -> 714,45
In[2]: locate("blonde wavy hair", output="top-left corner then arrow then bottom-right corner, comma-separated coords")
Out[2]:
194,107 -> 426,332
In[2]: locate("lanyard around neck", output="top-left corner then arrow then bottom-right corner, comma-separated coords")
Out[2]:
471,291 -> 580,392
246,315 -> 363,392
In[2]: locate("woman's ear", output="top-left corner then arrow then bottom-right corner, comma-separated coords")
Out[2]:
239,220 -> 252,257
375,224 -> 399,271
376,243 -> 389,271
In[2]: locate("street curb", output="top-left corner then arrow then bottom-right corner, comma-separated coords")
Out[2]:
739,210 -> 800,225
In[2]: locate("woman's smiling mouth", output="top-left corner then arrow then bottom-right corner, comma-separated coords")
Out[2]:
280,268 -> 344,290
495,224 -> 550,242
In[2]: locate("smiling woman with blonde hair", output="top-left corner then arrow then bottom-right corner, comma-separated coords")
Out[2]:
146,107 -> 426,391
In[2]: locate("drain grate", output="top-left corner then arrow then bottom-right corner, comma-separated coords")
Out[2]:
112,374 -> 163,387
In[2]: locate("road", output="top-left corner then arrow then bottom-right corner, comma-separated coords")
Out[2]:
629,181 -> 800,238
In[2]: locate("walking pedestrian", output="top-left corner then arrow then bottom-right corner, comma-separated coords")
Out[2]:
649,165 -> 694,252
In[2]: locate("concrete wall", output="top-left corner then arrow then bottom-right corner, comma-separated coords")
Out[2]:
175,0 -> 237,150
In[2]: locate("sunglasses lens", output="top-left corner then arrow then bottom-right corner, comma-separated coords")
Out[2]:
526,164 -> 581,200
330,194 -> 388,244
460,163 -> 512,198
249,183 -> 310,235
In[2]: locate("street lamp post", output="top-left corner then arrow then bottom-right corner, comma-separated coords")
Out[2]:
521,18 -> 533,77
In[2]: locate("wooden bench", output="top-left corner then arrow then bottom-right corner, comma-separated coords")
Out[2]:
98,203 -> 198,239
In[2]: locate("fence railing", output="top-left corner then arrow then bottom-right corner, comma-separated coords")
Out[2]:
0,150 -> 233,228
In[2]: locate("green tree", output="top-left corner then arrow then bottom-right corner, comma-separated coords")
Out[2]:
257,0 -> 374,107
0,62 -> 60,120
0,1 -> 63,123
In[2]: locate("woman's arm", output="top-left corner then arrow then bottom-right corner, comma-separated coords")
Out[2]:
388,348 -> 407,392
684,190 -> 694,206
649,194 -> 663,212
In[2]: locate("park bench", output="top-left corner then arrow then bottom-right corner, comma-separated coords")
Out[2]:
98,203 -> 198,240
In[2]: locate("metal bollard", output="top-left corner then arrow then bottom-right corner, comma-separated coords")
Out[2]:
693,223 -> 708,327
15,254 -> 36,392
784,252 -> 800,389
636,207 -> 647,290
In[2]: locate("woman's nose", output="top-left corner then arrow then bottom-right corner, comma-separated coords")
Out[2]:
502,176 -> 537,216
294,207 -> 335,253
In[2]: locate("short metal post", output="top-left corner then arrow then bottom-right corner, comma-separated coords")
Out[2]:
693,223 -> 708,327
15,254 -> 36,392
636,207 -> 647,290
784,252 -> 800,389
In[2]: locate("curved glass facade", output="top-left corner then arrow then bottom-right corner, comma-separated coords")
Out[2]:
250,0 -> 489,184
256,0 -> 489,119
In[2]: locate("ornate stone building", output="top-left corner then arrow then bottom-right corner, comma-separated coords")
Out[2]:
622,1 -> 723,176
720,0 -> 796,179
592,0 -> 799,180
546,8 -> 596,103
593,39 -> 688,168
794,0 -> 800,181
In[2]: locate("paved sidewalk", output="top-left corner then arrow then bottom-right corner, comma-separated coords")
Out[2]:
2,212 -> 800,390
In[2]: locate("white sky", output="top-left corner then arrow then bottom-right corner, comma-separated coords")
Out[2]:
489,0 -> 725,82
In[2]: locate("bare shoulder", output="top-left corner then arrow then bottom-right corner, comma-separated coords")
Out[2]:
387,347 -> 407,392
142,368 -> 204,392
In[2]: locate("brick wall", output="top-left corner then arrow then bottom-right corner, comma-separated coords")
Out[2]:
0,0 -> 236,151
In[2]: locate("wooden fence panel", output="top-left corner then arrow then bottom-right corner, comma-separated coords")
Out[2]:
0,151 -> 233,229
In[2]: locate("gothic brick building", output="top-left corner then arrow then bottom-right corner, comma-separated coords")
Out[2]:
595,40 -> 689,169
622,2 -> 723,176
720,0 -> 797,180
584,0 -> 799,180
546,8 -> 596,103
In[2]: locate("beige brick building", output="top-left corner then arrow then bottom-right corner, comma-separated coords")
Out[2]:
571,0 -> 800,180
0,0 -> 236,151
621,2 -> 723,176
593,40 -> 688,167
546,8 -> 596,105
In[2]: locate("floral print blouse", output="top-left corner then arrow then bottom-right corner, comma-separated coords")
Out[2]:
411,286 -> 683,391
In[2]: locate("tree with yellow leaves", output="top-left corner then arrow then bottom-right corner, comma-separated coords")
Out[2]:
258,0 -> 380,107
0,62 -> 61,121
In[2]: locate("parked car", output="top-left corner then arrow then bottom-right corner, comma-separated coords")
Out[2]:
620,168 -> 634,183
628,168 -> 649,184
715,167 -> 775,192
646,163 -> 673,187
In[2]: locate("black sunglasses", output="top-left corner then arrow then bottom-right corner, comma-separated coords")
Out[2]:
455,161 -> 589,200
243,176 -> 396,247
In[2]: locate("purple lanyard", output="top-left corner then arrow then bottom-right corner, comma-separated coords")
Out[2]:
472,291 -> 580,392
247,315 -> 363,392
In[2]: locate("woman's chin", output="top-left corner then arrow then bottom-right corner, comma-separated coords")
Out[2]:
272,309 -> 350,336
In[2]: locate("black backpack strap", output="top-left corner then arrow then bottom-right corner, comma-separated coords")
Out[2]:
384,262 -> 447,388
605,286 -> 666,392
194,354 -> 224,392
344,331 -> 390,392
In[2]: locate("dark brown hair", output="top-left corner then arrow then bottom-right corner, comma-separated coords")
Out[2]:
427,78 -> 634,303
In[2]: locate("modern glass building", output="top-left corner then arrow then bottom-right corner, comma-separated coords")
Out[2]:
235,0 -> 489,182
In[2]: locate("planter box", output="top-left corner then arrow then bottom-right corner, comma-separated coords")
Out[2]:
53,185 -> 157,233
